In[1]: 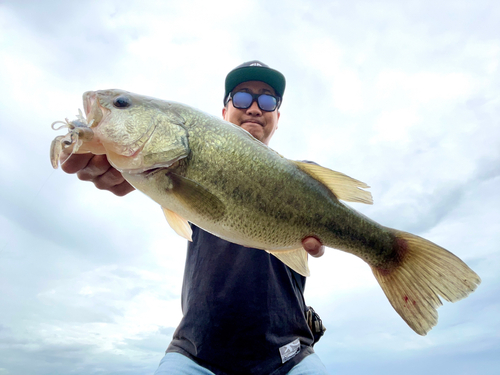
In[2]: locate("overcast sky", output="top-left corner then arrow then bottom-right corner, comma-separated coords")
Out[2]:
0,0 -> 499,374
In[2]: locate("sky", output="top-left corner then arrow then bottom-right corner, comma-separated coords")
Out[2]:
0,0 -> 499,374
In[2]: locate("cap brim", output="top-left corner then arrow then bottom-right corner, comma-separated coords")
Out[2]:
225,66 -> 286,101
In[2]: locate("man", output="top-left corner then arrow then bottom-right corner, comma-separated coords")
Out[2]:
62,61 -> 328,374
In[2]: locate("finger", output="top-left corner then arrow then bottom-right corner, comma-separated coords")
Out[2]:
93,167 -> 127,189
93,168 -> 135,196
302,237 -> 325,258
107,181 -> 136,196
60,152 -> 93,174
77,155 -> 113,181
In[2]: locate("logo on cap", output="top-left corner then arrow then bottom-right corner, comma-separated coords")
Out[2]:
250,63 -> 263,66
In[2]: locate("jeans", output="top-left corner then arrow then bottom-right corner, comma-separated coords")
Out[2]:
153,352 -> 329,374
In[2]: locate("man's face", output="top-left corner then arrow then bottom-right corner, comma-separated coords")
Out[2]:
222,80 -> 280,145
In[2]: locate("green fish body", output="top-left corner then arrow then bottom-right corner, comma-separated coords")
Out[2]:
51,89 -> 481,335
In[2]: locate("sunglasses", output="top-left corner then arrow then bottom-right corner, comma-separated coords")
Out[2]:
226,91 -> 281,112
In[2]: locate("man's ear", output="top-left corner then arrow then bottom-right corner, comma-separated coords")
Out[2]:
222,106 -> 227,120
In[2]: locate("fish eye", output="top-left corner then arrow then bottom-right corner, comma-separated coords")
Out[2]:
113,96 -> 132,108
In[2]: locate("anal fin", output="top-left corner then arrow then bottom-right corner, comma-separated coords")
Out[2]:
268,248 -> 310,277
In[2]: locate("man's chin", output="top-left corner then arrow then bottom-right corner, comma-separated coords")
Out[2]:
241,124 -> 263,140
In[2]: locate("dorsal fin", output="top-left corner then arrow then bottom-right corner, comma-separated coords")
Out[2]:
293,161 -> 373,204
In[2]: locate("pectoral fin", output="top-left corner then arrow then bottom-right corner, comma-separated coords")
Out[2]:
293,161 -> 373,204
169,173 -> 226,221
162,207 -> 192,241
267,248 -> 310,277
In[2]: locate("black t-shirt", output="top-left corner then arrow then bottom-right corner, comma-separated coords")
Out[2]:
167,225 -> 315,375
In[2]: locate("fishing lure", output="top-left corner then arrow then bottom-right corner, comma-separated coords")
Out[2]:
50,109 -> 94,168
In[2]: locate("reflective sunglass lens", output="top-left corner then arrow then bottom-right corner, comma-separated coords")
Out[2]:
232,92 -> 253,108
258,95 -> 277,111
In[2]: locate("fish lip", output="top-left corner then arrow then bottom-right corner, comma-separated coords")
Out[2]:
83,91 -> 95,117
83,91 -> 107,127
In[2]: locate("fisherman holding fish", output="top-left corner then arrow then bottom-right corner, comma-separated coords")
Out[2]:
54,58 -> 480,373
60,61 -> 329,373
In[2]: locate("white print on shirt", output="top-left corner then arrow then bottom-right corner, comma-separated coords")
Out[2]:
279,338 -> 301,363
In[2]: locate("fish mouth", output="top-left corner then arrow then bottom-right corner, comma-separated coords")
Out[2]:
83,91 -> 106,127
83,91 -> 94,117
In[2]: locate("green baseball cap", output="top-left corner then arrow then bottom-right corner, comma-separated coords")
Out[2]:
224,60 -> 286,104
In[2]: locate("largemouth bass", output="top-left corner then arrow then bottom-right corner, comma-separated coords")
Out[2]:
50,89 -> 480,335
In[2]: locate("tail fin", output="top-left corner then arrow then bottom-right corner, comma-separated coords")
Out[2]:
371,229 -> 481,335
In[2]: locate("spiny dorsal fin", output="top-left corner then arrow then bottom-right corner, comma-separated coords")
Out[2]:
293,161 -> 373,204
162,207 -> 193,241
267,248 -> 310,277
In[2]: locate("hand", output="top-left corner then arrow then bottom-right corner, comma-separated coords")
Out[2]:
60,152 -> 135,196
302,237 -> 325,257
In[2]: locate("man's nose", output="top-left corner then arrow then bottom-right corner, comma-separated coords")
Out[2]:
246,100 -> 262,116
